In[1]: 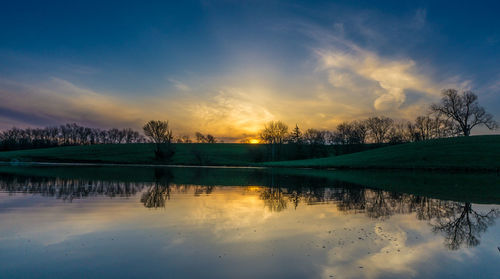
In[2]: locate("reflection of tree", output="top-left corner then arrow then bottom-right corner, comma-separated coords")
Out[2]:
194,185 -> 214,196
2,171 -> 499,250
256,183 -> 499,250
260,187 -> 288,212
0,174 -> 145,201
141,169 -> 173,208
141,182 -> 171,208
431,203 -> 499,250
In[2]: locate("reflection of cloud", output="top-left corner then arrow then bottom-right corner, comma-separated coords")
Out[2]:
321,215 -> 459,279
0,195 -> 146,246
1,187 -> 497,278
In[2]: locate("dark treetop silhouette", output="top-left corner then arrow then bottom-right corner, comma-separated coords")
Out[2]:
431,89 -> 498,136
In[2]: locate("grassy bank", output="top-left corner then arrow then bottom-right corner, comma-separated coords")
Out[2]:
0,136 -> 498,170
0,143 -> 267,166
265,135 -> 500,171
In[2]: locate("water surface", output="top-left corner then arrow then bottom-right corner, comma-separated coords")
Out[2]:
0,166 -> 499,278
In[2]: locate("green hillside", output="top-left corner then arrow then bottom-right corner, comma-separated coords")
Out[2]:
0,143 -> 266,166
265,135 -> 500,170
0,136 -> 499,170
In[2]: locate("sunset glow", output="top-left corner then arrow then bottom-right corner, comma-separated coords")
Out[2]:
0,2 -> 499,278
0,1 -> 498,141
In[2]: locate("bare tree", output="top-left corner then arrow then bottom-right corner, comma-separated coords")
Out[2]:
259,121 -> 289,145
194,132 -> 216,143
259,121 -> 289,160
143,120 -> 173,144
365,116 -> 394,143
431,89 -> 498,136
0,123 -> 144,151
205,134 -> 217,143
303,129 -> 326,145
143,120 -> 173,158
195,132 -> 206,143
335,120 -> 367,144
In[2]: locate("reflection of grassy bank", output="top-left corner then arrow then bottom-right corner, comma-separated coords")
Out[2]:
326,170 -> 500,204
0,165 -> 498,204
265,135 -> 500,171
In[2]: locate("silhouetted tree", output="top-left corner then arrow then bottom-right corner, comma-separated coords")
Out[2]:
334,120 -> 367,144
143,120 -> 174,160
259,121 -> 289,161
365,116 -> 394,143
0,124 -> 144,151
195,132 -> 206,143
205,134 -> 217,143
431,89 -> 498,136
194,132 -> 217,143
387,121 -> 411,144
288,124 -> 303,144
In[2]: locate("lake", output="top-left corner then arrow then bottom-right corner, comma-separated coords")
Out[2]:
0,165 -> 499,278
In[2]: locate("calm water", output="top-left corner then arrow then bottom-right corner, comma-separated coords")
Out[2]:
0,166 -> 499,278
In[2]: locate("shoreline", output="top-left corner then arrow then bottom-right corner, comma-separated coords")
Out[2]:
0,160 -> 497,172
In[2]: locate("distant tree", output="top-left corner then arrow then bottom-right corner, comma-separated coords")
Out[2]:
288,124 -> 303,144
195,132 -> 206,143
259,121 -> 289,160
259,121 -> 289,145
387,121 -> 410,144
411,115 -> 456,141
177,135 -> 192,143
143,120 -> 173,144
431,89 -> 498,136
143,120 -> 174,159
303,129 -> 326,145
335,120 -> 367,145
0,123 -> 144,151
365,116 -> 394,143
205,134 -> 217,143
194,132 -> 216,143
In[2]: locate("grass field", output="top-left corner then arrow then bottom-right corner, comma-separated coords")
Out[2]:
0,143 -> 268,166
0,135 -> 499,170
265,135 -> 500,170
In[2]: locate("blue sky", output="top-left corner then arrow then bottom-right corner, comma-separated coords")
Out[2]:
1,0 -> 499,139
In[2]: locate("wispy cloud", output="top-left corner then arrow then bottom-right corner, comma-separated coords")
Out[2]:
0,13 -> 471,139
168,78 -> 191,92
413,8 -> 427,29
0,78 -> 147,129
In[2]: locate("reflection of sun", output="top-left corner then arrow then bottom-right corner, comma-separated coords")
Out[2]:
249,139 -> 260,144
246,186 -> 262,192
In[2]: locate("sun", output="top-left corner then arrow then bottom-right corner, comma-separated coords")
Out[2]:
249,139 -> 260,144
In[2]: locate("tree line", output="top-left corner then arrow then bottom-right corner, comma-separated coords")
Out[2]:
257,89 -> 498,160
0,89 -> 497,155
0,123 -> 146,151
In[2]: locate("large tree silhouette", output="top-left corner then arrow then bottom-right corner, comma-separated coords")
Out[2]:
431,89 -> 498,136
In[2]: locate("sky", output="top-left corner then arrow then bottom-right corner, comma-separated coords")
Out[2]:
1,0 -> 499,141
